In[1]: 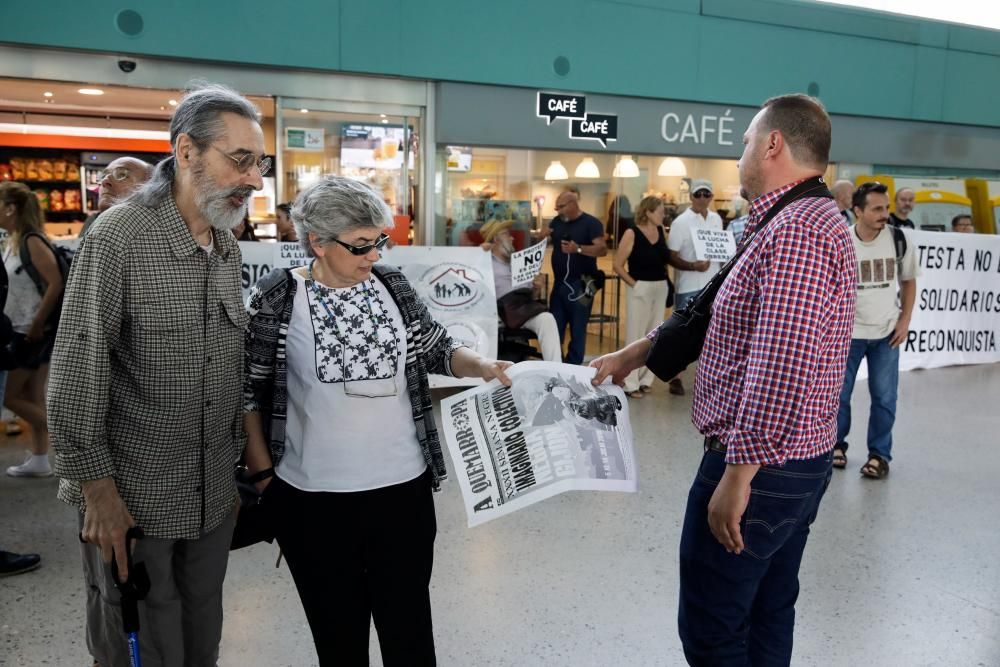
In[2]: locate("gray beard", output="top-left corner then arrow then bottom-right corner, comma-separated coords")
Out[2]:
192,162 -> 250,231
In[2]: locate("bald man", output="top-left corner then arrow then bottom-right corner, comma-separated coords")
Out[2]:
888,187 -> 916,229
832,179 -> 855,224
546,190 -> 607,364
80,157 -> 153,237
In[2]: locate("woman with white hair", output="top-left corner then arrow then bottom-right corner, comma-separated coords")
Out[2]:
242,175 -> 511,666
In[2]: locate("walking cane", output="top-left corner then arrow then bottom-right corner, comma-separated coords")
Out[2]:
111,526 -> 151,667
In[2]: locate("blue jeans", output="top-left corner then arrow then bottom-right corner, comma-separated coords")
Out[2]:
678,448 -> 832,667
836,336 -> 899,461
674,290 -> 699,312
549,281 -> 592,365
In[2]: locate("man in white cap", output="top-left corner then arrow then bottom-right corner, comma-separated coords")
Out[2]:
665,178 -> 724,394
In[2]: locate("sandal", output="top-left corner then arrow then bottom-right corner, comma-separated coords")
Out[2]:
860,455 -> 889,479
832,447 -> 847,469
627,390 -> 644,399
639,385 -> 652,393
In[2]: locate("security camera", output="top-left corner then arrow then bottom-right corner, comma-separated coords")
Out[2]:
117,59 -> 137,73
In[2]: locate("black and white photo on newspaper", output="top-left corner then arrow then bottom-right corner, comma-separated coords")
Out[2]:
441,361 -> 638,527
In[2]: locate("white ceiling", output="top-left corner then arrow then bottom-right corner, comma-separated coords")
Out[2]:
0,77 -> 274,121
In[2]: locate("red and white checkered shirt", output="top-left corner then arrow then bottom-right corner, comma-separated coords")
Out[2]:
692,179 -> 857,466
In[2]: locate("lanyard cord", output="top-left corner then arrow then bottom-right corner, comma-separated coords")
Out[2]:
305,261 -> 399,362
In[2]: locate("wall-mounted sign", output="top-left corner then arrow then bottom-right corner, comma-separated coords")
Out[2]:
570,113 -> 618,147
661,110 -> 737,147
536,92 -> 587,124
285,127 -> 324,151
535,91 -> 618,147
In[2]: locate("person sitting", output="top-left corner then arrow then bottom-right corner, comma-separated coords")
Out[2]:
481,218 -> 562,362
242,175 -> 512,666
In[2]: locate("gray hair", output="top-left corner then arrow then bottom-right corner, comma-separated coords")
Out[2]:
131,81 -> 261,207
291,176 -> 395,257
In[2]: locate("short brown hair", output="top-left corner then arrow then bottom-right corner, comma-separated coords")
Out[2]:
760,94 -> 831,169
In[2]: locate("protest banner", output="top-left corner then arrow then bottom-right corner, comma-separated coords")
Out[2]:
510,238 -> 547,285
380,245 -> 497,387
275,241 -> 309,269
239,241 -> 276,302
441,361 -> 638,527
900,229 -> 1000,371
691,227 -> 735,262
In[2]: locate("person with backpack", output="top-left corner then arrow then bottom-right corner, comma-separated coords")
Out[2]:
0,182 -> 66,478
833,181 -> 919,479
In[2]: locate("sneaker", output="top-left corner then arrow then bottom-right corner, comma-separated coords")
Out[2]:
6,420 -> 22,436
5,453 -> 52,478
0,550 -> 41,577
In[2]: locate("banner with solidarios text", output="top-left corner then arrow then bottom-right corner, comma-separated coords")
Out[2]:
900,230 -> 1000,371
441,361 -> 638,527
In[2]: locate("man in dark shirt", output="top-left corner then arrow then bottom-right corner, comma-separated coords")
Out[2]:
888,187 -> 916,228
546,190 -> 607,364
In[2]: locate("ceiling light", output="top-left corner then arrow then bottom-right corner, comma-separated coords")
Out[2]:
380,114 -> 387,118
574,157 -> 600,178
43,92 -> 53,98
300,108 -> 309,113
78,88 -> 105,96
612,155 -> 640,178
657,156 -> 687,177
168,99 -> 178,106
0,122 -> 169,141
544,160 -> 569,181
381,119 -> 388,124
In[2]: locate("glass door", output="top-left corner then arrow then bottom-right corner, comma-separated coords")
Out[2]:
278,102 -> 421,244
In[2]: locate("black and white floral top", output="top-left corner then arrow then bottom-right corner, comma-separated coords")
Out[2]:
244,264 -> 462,491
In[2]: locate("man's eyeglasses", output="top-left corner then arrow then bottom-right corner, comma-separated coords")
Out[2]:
692,191 -> 712,199
98,167 -> 133,182
211,145 -> 271,177
329,233 -> 390,256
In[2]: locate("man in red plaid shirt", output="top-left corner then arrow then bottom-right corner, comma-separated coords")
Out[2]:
592,94 -> 856,665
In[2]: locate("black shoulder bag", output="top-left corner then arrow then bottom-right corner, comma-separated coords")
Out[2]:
645,176 -> 833,381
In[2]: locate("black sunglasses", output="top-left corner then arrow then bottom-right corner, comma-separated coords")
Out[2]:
329,233 -> 390,256
692,190 -> 712,199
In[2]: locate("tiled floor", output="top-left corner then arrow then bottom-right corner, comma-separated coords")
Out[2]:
2,361 -> 999,666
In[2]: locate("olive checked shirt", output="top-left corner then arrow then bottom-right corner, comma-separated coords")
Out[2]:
49,197 -> 247,540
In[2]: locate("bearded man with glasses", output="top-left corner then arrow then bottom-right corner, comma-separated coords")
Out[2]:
48,82 -> 266,667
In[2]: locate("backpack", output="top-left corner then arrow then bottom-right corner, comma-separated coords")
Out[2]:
16,232 -> 72,331
0,255 -> 13,346
889,225 -> 907,276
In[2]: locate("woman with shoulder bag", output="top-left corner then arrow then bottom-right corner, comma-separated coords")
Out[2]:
612,195 -> 670,399
0,182 -> 64,478
242,175 -> 512,666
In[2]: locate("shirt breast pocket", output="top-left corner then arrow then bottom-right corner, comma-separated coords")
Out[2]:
132,310 -> 202,389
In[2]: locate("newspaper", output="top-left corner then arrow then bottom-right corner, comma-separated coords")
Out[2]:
441,361 -> 638,527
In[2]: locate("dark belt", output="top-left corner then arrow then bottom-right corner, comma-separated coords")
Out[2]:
704,436 -> 727,453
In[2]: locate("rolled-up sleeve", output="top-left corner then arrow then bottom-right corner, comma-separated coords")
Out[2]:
49,232 -> 124,481
416,297 -> 464,377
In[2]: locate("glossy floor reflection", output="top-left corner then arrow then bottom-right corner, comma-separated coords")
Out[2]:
2,362 -> 999,666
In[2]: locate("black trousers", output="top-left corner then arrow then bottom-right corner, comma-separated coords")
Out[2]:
269,469 -> 437,667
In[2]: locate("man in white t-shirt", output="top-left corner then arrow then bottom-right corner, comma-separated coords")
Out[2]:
668,179 -> 724,311
666,179 -> 724,395
835,181 -> 919,480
